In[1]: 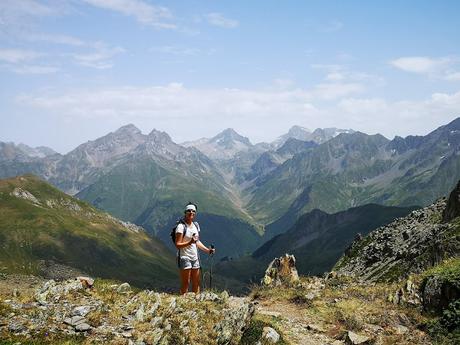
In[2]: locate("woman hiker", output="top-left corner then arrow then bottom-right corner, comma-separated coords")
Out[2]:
174,202 -> 215,294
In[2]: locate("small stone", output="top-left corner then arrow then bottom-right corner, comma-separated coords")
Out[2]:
345,331 -> 370,344
117,283 -> 131,293
122,331 -> 133,338
75,323 -> 91,332
262,326 -> 280,343
305,292 -> 317,300
135,304 -> 145,322
64,316 -> 86,326
394,324 -> 408,334
12,289 -> 19,298
168,298 -> 176,311
8,322 -> 25,333
366,324 -> 383,333
197,292 -> 220,302
72,306 -> 92,317
151,316 -> 162,327
220,290 -> 230,301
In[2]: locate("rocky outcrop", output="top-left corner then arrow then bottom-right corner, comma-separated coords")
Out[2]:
261,254 -> 299,286
421,272 -> 460,314
335,198 -> 458,282
1,278 -> 254,344
442,179 -> 460,222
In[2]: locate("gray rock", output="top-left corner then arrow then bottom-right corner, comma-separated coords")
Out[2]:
135,303 -> 145,322
75,323 -> 91,332
117,282 -> 131,293
8,321 -> 25,333
197,292 -> 220,302
64,315 -> 86,326
215,298 -> 255,345
394,324 -> 408,334
72,305 -> 92,317
305,292 -> 318,300
261,254 -> 299,286
345,331 -> 370,344
122,331 -> 133,338
262,326 -> 280,343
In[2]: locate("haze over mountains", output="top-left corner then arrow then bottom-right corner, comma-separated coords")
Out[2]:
1,118 -> 460,262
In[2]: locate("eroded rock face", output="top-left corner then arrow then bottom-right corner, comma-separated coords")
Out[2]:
261,254 -> 299,287
215,297 -> 255,345
422,275 -> 460,314
442,180 -> 460,222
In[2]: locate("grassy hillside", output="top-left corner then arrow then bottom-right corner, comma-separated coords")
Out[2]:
0,174 -> 177,290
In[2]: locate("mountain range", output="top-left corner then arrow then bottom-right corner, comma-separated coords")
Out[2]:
1,118 -> 460,261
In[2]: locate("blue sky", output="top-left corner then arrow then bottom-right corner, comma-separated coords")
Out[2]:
1,0 -> 460,153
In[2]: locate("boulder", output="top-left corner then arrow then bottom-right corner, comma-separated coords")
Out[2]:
261,254 -> 299,286
422,275 -> 460,313
215,297 -> 255,345
345,331 -> 370,344
442,180 -> 460,222
262,326 -> 280,343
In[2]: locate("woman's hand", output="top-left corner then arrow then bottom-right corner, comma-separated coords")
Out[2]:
190,234 -> 199,244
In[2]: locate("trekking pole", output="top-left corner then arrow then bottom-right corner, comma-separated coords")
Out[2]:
209,245 -> 215,290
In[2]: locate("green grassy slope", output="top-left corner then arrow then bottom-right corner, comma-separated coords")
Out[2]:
0,174 -> 177,290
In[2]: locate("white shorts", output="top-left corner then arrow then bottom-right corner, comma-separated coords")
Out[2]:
179,256 -> 200,270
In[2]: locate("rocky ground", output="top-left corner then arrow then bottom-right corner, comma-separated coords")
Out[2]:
1,262 -> 459,344
250,274 -> 433,345
0,275 -> 253,344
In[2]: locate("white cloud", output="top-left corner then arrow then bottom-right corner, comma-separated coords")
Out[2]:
15,80 -> 367,143
390,56 -> 450,74
335,91 -> 460,138
312,63 -> 385,86
0,0 -> 73,38
390,56 -> 460,82
150,46 -> 202,56
23,33 -> 85,46
445,72 -> 460,81
0,49 -> 42,63
82,0 -> 175,28
11,65 -> 59,74
70,43 -> 125,69
205,13 -> 239,28
16,84 -> 460,143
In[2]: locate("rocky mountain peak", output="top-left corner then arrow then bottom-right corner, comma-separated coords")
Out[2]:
210,128 -> 252,147
114,124 -> 142,136
287,125 -> 311,137
147,129 -> 174,144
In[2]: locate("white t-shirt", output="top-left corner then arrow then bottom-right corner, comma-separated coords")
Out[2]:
176,222 -> 200,260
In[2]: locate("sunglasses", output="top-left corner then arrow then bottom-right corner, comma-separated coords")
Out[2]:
185,210 -> 196,214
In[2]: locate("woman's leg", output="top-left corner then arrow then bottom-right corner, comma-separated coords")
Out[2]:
180,269 -> 191,294
191,268 -> 200,294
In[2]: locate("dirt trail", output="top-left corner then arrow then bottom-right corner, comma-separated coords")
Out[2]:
256,299 -> 336,345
